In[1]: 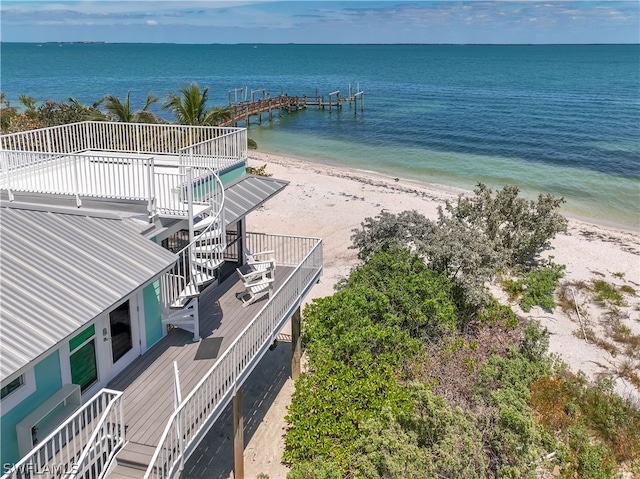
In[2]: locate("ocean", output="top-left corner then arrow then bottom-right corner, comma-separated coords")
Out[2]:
1,43 -> 639,229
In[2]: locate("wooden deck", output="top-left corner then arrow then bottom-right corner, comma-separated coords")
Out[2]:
107,266 -> 294,449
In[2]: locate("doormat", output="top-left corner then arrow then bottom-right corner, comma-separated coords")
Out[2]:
194,337 -> 223,360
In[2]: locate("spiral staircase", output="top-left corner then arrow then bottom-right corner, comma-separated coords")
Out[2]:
160,168 -> 226,341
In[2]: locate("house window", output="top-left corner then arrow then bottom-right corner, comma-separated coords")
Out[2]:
69,326 -> 98,393
1,368 -> 36,413
0,375 -> 24,400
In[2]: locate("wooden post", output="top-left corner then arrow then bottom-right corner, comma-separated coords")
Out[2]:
291,307 -> 302,380
233,387 -> 244,479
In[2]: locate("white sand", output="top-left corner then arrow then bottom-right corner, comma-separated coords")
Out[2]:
238,150 -> 640,479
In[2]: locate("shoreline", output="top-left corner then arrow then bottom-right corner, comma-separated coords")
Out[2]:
225,149 -> 640,479
252,147 -> 640,235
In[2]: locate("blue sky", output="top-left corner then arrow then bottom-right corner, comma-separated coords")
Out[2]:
1,1 -> 638,44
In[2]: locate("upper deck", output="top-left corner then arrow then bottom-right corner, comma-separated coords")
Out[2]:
0,122 -> 248,219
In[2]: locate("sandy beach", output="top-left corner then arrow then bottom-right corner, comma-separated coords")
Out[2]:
199,150 -> 640,479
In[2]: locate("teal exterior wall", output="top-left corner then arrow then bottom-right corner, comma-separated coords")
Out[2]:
1,350 -> 62,466
143,281 -> 163,349
219,163 -> 246,185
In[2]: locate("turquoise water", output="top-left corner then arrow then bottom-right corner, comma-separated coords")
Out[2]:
2,43 -> 639,228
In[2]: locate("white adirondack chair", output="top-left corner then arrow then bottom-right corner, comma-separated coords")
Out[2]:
235,252 -> 276,307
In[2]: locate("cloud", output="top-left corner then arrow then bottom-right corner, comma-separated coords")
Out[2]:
146,20 -> 158,26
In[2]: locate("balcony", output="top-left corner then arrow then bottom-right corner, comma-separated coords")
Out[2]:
0,122 -> 248,219
2,233 -> 322,479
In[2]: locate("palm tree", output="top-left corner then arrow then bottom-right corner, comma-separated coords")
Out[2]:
162,83 -> 231,126
103,92 -> 163,123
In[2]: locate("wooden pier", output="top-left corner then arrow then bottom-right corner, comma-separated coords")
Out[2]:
220,87 -> 364,127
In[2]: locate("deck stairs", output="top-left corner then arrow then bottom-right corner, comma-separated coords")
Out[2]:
109,442 -> 156,479
161,170 -> 227,342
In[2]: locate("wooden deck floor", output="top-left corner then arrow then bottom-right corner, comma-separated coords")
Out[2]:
107,266 -> 294,449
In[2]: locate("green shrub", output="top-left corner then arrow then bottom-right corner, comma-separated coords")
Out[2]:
593,280 -> 626,306
504,262 -> 565,312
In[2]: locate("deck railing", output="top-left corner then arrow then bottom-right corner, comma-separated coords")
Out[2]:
0,122 -> 245,158
2,390 -> 124,479
0,150 -> 154,205
0,148 -> 226,218
0,122 -> 248,198
144,234 -> 323,479
178,129 -> 247,171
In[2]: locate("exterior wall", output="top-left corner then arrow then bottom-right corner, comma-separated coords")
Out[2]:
1,351 -> 62,467
219,163 -> 246,186
143,281 -> 164,349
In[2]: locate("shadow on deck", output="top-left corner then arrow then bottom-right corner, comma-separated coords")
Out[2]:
107,266 -> 295,449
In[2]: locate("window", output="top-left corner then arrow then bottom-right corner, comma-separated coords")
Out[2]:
1,368 -> 36,413
1,375 -> 24,400
69,326 -> 98,393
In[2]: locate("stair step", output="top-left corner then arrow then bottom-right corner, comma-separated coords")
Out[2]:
109,464 -> 146,479
116,442 -> 156,471
193,216 -> 219,231
191,257 -> 224,271
196,228 -> 223,242
192,244 -> 225,255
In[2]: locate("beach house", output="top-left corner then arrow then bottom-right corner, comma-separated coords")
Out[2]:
0,122 -> 323,478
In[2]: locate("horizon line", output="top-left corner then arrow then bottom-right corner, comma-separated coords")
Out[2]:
2,41 -> 639,46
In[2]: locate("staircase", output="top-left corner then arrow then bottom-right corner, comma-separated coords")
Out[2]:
110,442 -> 157,479
161,169 -> 226,341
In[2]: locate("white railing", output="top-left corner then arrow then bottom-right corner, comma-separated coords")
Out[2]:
0,150 -> 154,208
82,122 -> 243,158
2,389 -> 124,479
144,234 -> 323,479
0,122 -> 244,158
0,123 -> 89,154
178,129 -> 247,171
70,390 -> 125,479
160,168 -> 226,308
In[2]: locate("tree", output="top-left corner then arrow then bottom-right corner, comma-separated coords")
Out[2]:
162,83 -> 231,126
0,93 -> 19,132
38,99 -> 106,127
351,183 -> 568,310
103,91 -> 163,123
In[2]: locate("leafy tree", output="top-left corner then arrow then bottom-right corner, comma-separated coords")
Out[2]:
103,91 -> 163,123
1,93 -> 19,132
351,184 -> 568,310
352,386 -> 487,479
38,99 -> 106,127
162,83 -> 231,126
448,183 -> 568,266
17,94 -> 38,116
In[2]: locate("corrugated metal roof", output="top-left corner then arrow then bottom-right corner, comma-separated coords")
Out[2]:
223,175 -> 289,225
0,207 -> 177,381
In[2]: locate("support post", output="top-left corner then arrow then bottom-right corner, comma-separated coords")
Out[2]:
291,307 -> 302,380
233,388 -> 244,479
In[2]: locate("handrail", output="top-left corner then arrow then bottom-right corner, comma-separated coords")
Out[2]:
1,389 -> 123,479
70,390 -> 125,479
144,235 -> 323,479
160,167 -> 226,309
0,150 -> 155,204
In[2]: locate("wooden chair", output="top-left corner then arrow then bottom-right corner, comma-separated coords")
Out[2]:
235,266 -> 275,307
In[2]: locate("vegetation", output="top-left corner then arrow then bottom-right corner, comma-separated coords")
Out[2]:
502,261 -> 566,312
103,92 -> 163,123
285,203 -> 638,479
0,85 -> 234,133
246,164 -> 272,177
161,82 -> 231,126
351,184 -> 568,310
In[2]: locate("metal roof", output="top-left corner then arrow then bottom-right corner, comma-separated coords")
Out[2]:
0,206 -> 177,381
223,175 -> 289,225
